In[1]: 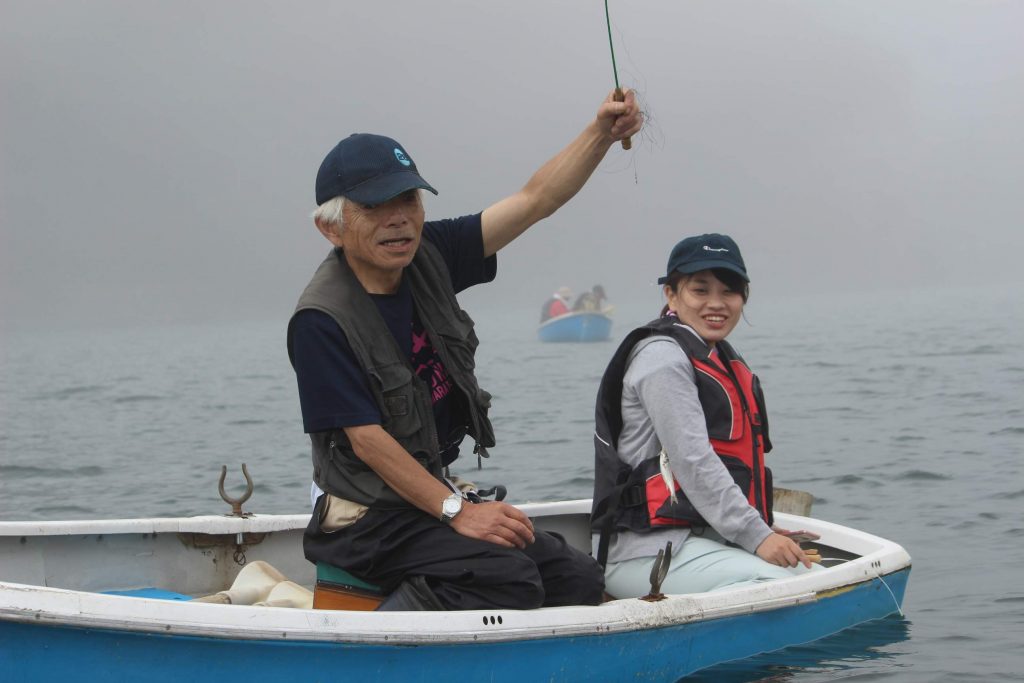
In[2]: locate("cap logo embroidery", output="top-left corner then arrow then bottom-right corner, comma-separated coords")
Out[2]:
703,245 -> 729,252
394,148 -> 412,167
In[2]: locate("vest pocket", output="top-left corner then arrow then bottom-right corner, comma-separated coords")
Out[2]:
720,456 -> 752,499
695,368 -> 741,441
371,361 -> 412,392
648,474 -> 704,527
649,457 -> 753,528
436,329 -> 478,372
370,362 -> 422,438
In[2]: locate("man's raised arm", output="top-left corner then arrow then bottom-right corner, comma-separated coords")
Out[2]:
481,89 -> 643,258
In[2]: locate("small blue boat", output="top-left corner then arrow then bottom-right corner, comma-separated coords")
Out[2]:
0,500 -> 910,682
538,311 -> 613,342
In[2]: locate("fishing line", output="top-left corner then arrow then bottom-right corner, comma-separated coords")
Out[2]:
818,556 -> 905,618
873,568 -> 905,618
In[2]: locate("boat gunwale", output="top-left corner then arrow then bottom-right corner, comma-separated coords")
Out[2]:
0,500 -> 588,537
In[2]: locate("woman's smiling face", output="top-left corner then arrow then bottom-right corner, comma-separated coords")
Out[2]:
664,270 -> 745,347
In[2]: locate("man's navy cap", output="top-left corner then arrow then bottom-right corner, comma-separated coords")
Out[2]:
657,233 -> 749,284
315,133 -> 438,207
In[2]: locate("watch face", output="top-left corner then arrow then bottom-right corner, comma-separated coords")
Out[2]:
443,495 -> 462,516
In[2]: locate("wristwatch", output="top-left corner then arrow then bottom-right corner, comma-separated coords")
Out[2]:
440,492 -> 463,524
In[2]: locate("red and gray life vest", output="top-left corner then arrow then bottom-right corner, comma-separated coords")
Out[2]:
591,316 -> 773,565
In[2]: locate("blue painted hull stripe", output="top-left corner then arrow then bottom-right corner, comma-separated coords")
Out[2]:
0,569 -> 909,683
538,314 -> 613,342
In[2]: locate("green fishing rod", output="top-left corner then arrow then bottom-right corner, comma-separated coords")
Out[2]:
604,0 -> 632,150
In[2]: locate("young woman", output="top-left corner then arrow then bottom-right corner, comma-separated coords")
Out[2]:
591,233 -> 813,598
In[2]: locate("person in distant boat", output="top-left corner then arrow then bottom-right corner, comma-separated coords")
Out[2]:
573,284 -> 608,312
288,90 -> 643,611
540,286 -> 573,322
590,234 -> 815,598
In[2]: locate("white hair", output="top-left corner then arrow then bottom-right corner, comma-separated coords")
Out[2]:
312,196 -> 346,230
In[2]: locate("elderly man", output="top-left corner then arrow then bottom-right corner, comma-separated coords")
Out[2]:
288,90 -> 642,611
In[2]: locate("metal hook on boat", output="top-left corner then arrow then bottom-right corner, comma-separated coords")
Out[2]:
218,463 -> 254,518
641,541 -> 672,602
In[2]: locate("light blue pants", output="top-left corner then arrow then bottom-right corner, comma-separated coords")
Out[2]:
605,535 -> 816,598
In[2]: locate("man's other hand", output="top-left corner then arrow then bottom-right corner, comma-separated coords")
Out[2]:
451,501 -> 536,549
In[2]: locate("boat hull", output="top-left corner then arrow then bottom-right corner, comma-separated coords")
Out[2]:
0,568 -> 908,683
538,312 -> 613,342
0,503 -> 910,682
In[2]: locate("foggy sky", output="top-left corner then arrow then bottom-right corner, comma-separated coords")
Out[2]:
2,1 -> 1022,331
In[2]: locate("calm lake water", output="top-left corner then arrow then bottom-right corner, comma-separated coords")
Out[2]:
1,284 -> 1022,681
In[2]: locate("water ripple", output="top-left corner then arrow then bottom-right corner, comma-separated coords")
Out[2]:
688,617 -> 911,681
0,464 -> 105,478
33,384 -> 106,400
34,504 -> 93,515
112,394 -> 165,404
921,344 -> 1001,357
990,427 -> 1024,436
933,634 -> 981,643
894,470 -> 951,481
994,595 -> 1024,604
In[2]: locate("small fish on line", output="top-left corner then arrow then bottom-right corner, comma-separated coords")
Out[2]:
659,448 -> 678,504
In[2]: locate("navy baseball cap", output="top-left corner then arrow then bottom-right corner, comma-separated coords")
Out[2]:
657,233 -> 749,284
315,133 -> 438,207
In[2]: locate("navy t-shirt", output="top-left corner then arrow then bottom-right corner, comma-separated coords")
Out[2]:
290,213 -> 496,465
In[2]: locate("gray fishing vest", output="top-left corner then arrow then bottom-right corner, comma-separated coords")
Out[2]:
287,242 -> 495,508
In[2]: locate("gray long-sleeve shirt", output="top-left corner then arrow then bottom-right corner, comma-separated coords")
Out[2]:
592,332 -> 773,564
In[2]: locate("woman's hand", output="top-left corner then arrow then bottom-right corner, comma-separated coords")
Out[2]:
756,532 -> 812,568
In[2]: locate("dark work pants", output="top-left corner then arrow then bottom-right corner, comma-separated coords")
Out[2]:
304,500 -> 605,610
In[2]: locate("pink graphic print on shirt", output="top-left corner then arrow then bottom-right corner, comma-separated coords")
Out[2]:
411,326 -> 452,403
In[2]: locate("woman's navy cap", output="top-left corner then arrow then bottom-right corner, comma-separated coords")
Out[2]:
315,133 -> 438,206
657,233 -> 749,284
